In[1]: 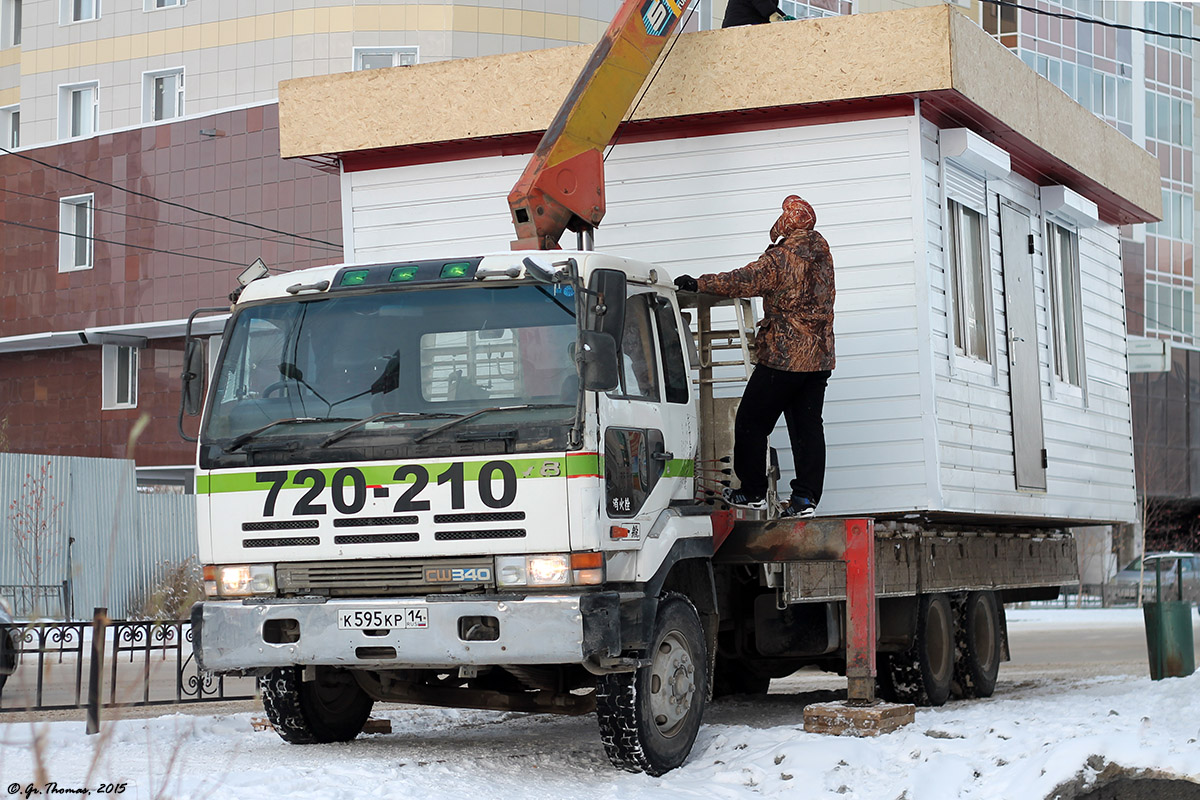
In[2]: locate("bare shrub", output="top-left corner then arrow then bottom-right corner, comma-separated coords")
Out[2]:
127,557 -> 204,621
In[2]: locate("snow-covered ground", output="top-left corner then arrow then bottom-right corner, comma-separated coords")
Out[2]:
1,608 -> 1198,800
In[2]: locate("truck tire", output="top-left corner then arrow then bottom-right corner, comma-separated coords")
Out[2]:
596,592 -> 708,776
953,590 -> 1001,698
259,666 -> 374,744
884,593 -> 954,707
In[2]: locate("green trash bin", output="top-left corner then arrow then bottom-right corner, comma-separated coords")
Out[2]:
1142,552 -> 1196,680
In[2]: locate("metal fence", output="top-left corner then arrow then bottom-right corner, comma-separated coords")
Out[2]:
0,617 -> 255,713
0,453 -> 197,620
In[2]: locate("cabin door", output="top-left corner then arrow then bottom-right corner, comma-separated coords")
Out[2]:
998,202 -> 1047,491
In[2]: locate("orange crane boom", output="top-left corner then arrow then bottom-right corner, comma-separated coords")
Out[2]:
508,0 -> 694,250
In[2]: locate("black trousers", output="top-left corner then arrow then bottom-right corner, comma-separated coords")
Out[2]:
733,365 -> 831,502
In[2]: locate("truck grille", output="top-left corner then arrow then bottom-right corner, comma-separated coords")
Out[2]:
276,557 -> 494,596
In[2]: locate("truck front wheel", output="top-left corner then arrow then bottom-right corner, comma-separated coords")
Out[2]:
596,592 -> 708,776
259,666 -> 374,744
884,593 -> 954,706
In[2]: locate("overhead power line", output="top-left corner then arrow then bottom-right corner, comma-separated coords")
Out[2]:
0,144 -> 344,250
979,0 -> 1200,44
0,186 -> 344,253
604,1 -> 700,163
0,217 -> 249,266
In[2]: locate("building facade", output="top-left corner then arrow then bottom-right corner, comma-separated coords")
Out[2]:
0,1 -> 637,150
0,103 -> 341,470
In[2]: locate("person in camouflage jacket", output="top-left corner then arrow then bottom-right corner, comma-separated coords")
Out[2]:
674,194 -> 835,517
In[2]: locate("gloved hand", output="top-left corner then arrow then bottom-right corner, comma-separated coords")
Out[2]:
674,274 -> 699,293
769,12 -> 794,21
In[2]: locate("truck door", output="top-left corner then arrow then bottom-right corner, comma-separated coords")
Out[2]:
598,290 -> 695,546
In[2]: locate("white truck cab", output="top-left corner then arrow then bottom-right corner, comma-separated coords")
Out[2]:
190,251 -> 717,774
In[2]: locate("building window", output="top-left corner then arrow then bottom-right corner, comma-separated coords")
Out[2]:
353,47 -> 418,71
948,199 -> 992,363
143,68 -> 183,122
61,0 -> 98,24
58,82 -> 98,139
102,345 -> 138,410
1046,222 -> 1084,385
980,0 -> 1017,49
58,194 -> 93,272
1,105 -> 17,148
2,0 -> 20,47
145,0 -> 182,9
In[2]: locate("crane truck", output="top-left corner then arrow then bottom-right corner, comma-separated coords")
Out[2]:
184,0 -> 1081,775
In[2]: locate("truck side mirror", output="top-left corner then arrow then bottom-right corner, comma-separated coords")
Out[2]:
578,330 -> 619,392
586,269 -> 626,352
182,338 -> 205,416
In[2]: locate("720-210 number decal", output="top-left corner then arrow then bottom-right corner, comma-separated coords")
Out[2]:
255,460 -> 519,517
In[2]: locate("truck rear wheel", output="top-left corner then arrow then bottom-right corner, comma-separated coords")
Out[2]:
259,666 -> 374,744
953,591 -> 1001,698
884,593 -> 954,706
596,592 -> 708,776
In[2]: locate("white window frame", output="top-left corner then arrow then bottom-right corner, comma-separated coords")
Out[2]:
1,104 -> 17,149
60,0 -> 98,24
144,0 -> 183,10
2,0 -> 21,48
142,67 -> 184,122
58,81 -> 99,139
947,198 -> 994,365
58,193 -> 94,272
1045,219 -> 1085,387
352,46 -> 419,71
101,344 -> 139,410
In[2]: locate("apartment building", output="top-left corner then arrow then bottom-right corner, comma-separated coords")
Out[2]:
0,0 -> 644,150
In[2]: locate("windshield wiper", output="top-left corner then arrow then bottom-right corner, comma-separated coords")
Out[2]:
317,411 -> 461,449
222,417 -> 354,453
413,404 -> 570,443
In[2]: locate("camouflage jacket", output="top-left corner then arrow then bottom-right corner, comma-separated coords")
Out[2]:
696,229 -> 835,373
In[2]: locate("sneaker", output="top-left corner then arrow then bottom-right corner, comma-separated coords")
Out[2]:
781,496 -> 817,519
722,487 -> 768,510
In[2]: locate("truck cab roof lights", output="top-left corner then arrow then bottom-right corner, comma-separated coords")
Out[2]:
330,258 -> 484,291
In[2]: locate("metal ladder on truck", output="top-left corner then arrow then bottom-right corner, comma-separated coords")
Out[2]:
681,296 -> 780,518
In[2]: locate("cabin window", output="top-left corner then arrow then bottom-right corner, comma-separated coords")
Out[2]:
609,294 -> 661,402
948,199 -> 992,363
1046,221 -> 1084,386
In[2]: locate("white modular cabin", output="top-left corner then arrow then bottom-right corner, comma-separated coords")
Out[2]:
277,6 -> 1161,525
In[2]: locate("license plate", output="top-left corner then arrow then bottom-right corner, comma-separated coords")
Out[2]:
337,608 -> 428,630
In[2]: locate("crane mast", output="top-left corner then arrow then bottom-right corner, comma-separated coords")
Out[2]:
508,0 -> 694,250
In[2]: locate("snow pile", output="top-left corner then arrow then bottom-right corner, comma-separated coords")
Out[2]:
1,613 -> 1199,799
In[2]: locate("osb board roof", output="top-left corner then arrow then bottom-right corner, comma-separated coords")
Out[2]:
278,4 -> 1160,224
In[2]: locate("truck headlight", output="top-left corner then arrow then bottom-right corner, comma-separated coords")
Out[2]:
203,564 -> 276,597
495,553 -> 603,588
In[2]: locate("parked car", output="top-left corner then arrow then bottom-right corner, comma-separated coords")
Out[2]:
1108,552 -> 1200,605
0,599 -> 17,693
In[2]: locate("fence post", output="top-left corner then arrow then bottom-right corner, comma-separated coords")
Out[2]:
85,607 -> 108,735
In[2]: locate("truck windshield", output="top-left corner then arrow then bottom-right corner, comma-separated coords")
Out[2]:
201,284 -> 579,449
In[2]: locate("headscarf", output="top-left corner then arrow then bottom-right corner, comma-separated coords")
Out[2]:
770,194 -> 816,242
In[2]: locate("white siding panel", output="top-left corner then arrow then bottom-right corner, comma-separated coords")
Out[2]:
344,111 -> 1134,523
921,117 -> 1135,523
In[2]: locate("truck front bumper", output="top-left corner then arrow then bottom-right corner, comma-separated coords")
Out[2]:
192,592 -> 622,673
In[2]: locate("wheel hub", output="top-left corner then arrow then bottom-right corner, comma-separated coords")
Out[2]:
649,631 -> 696,737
